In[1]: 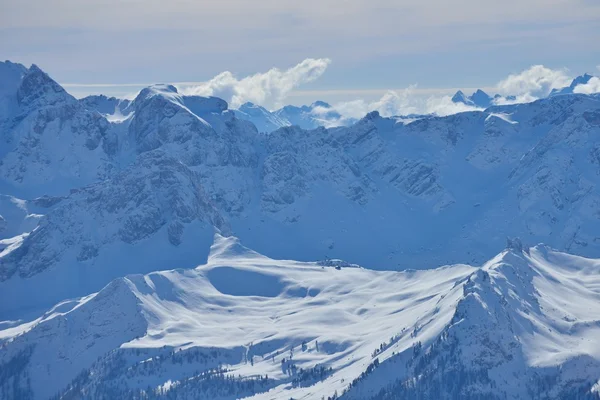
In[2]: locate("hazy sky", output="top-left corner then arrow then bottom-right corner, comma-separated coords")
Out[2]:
2,0 -> 599,107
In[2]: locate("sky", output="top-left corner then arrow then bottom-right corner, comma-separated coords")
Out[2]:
1,0 -> 599,113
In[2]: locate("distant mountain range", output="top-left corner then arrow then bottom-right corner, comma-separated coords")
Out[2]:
226,74 -> 600,133
451,73 -> 597,109
72,73 -> 599,134
550,73 -> 595,96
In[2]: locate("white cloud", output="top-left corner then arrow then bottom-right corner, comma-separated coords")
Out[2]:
495,65 -> 571,99
424,96 -> 482,116
492,93 -> 538,105
326,86 -> 481,123
321,64 -> 593,121
573,77 -> 600,94
295,64 -> 579,122
179,58 -> 331,109
57,59 -> 594,122
329,87 -> 419,120
374,89 -> 421,116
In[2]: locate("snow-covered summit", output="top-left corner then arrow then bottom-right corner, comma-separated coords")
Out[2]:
550,73 -> 596,96
451,89 -> 493,108
231,100 -> 349,133
451,90 -> 471,105
0,63 -> 114,196
469,88 -> 494,108
274,100 -> 346,129
0,61 -> 28,116
233,102 -> 291,133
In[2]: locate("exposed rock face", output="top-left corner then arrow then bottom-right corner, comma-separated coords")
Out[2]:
0,63 -> 116,195
0,152 -> 225,281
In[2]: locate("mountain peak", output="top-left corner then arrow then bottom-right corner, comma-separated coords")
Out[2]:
363,110 -> 381,120
470,89 -> 493,108
0,60 -> 27,81
451,90 -> 472,105
207,233 -> 264,262
311,100 -> 332,108
16,63 -> 72,108
550,73 -> 596,96
132,84 -> 183,112
233,101 -> 290,133
451,89 -> 492,108
136,83 -> 178,99
0,61 -> 28,111
572,73 -> 593,86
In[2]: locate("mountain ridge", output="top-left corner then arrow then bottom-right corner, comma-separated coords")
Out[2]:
2,235 -> 600,399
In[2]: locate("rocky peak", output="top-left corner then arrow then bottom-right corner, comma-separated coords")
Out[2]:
16,64 -> 73,109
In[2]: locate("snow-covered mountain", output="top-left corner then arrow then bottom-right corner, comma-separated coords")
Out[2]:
0,62 -> 116,197
274,101 -> 348,129
2,60 -> 600,399
451,89 -> 494,108
79,94 -> 132,121
450,88 -> 515,108
232,100 -> 349,132
2,62 -> 600,318
2,235 -> 600,400
453,73 -> 599,109
232,102 -> 291,133
550,74 -> 596,96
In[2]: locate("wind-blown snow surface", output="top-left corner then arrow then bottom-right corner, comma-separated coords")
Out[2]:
2,235 -> 600,400
2,61 -> 600,318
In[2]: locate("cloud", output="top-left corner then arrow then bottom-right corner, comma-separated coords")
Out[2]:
323,63 -> 594,120
492,93 -> 537,105
179,58 -> 331,109
328,87 -> 418,120
299,64 -> 578,122
573,77 -> 600,94
324,86 -> 482,124
495,65 -> 571,99
424,96 -> 482,116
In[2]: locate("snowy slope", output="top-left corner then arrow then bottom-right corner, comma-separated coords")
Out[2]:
233,102 -> 291,133
232,101 -> 349,133
451,89 -> 494,108
274,101 -> 348,129
343,241 -> 600,400
79,94 -> 133,122
2,235 -> 600,400
0,63 -> 117,197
